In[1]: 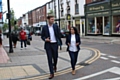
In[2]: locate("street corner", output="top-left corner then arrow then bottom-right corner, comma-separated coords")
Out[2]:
17,47 -> 101,80
80,47 -> 101,65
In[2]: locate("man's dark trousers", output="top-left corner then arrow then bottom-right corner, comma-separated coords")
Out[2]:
45,42 -> 58,74
21,40 -> 27,48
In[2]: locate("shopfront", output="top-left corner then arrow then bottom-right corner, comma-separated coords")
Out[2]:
111,0 -> 120,35
85,0 -> 120,36
85,2 -> 111,36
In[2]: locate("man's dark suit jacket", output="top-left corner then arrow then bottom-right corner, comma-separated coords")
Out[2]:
66,34 -> 81,51
41,24 -> 62,49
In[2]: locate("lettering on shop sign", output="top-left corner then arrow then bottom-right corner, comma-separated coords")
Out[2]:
89,6 -> 104,11
87,12 -> 109,17
112,3 -> 120,7
113,10 -> 120,14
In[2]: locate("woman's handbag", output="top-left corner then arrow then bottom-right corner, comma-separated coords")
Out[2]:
27,40 -> 30,45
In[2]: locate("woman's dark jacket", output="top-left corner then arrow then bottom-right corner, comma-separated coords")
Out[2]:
65,34 -> 81,51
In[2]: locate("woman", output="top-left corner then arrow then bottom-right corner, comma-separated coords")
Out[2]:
66,27 -> 81,75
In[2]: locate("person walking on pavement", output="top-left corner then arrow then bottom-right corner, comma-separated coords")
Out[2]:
19,28 -> 27,49
0,30 -> 2,47
66,27 -> 81,75
41,14 -> 62,79
11,31 -> 19,48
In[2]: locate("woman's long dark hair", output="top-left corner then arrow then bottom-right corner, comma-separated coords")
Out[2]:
71,27 -> 79,35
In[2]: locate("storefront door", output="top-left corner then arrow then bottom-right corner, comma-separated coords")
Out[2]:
96,17 -> 103,34
96,17 -> 110,35
75,20 -> 80,33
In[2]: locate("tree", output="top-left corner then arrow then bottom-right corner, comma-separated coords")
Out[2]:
48,10 -> 54,15
2,9 -> 18,32
10,9 -> 18,31
2,19 -> 8,32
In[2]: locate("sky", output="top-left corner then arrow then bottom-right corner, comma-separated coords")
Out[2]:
2,0 -> 50,20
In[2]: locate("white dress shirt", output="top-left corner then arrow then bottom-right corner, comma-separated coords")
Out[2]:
48,24 -> 57,43
69,34 -> 77,52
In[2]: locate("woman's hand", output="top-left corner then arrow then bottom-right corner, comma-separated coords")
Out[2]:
76,43 -> 79,46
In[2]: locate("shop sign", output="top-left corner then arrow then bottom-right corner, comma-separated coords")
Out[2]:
112,10 -> 120,14
86,3 -> 109,13
112,0 -> 120,9
87,11 -> 109,17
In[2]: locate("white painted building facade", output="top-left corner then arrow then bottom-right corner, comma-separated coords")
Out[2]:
46,0 -> 85,36
58,0 -> 85,36
21,13 -> 29,28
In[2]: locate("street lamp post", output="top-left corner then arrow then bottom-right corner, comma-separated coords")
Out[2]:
7,0 -> 13,53
58,0 -> 60,28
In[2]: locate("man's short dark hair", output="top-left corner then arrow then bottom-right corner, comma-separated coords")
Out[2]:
47,14 -> 54,19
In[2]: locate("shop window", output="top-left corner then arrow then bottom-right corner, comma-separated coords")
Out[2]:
104,17 -> 110,35
87,18 -> 95,33
112,15 -> 120,34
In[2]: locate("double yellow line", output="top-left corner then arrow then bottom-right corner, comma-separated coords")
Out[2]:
22,47 -> 101,80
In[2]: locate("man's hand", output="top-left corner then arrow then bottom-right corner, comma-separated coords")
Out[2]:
76,43 -> 79,46
45,37 -> 51,42
68,43 -> 70,46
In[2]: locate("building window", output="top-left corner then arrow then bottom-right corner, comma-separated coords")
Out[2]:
61,11 -> 63,17
67,10 -> 70,14
49,3 -> 50,9
75,4 -> 79,14
112,15 -> 120,34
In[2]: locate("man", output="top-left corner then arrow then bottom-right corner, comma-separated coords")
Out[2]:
41,14 -> 62,79
19,28 -> 27,49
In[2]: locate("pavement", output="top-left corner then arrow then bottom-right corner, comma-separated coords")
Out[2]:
0,36 -> 100,80
81,35 -> 120,44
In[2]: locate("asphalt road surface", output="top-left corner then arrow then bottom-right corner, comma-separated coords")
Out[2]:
31,36 -> 120,80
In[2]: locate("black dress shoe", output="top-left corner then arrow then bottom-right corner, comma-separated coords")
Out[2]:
49,74 -> 54,79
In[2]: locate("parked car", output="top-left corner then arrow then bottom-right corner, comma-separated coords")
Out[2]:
3,30 -> 9,38
24,30 -> 32,40
35,30 -> 41,36
60,29 -> 66,38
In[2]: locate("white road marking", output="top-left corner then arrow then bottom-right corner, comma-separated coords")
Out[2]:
111,60 -> 120,64
103,77 -> 120,80
74,67 -> 120,80
101,53 -> 107,56
100,57 -> 109,60
108,56 -> 117,59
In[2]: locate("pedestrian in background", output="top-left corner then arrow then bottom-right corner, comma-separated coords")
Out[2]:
41,14 -> 62,79
0,30 -> 2,47
11,31 -> 19,48
66,27 -> 81,75
19,28 -> 27,49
